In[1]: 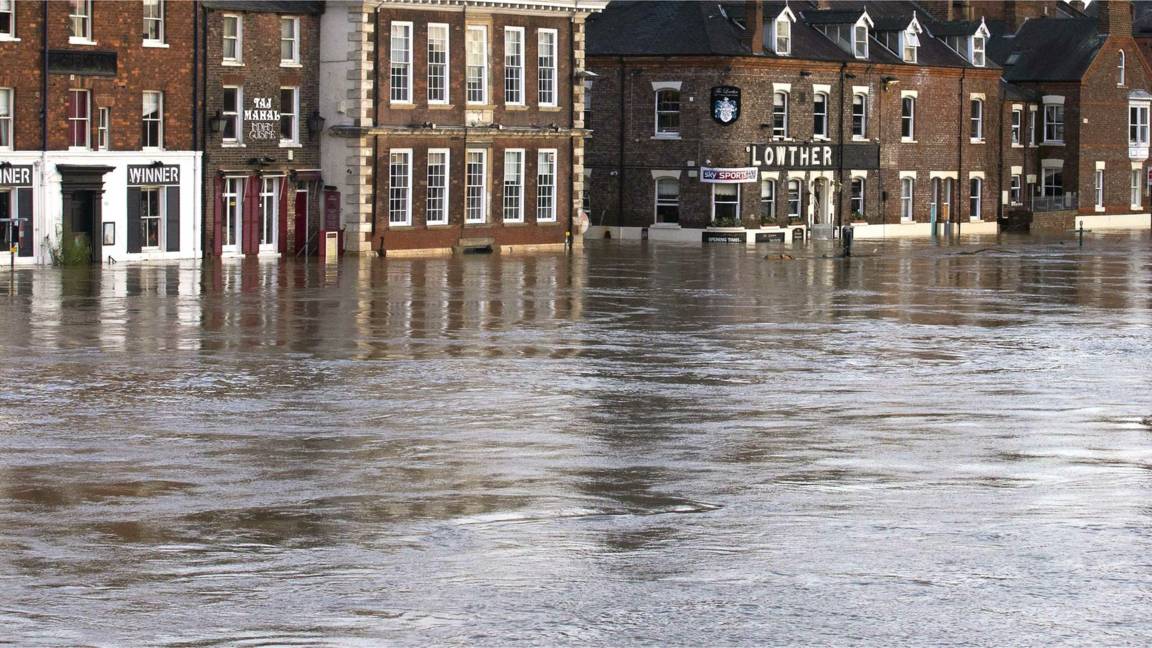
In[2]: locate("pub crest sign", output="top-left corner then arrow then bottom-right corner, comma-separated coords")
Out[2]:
711,86 -> 741,125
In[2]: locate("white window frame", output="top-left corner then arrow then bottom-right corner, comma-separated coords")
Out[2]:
504,27 -> 525,106
222,85 -> 242,144
0,88 -> 11,150
970,99 -> 984,142
389,21 -> 413,104
970,35 -> 985,67
1095,169 -> 1105,208
1010,174 -> 1022,205
774,17 -> 791,56
279,86 -> 299,145
900,177 -> 914,221
654,175 -> 680,224
902,28 -> 919,63
969,177 -> 982,220
222,14 -> 242,64
772,91 -> 789,139
68,89 -> 90,150
787,179 -> 801,219
537,149 -> 557,222
655,87 -> 681,137
850,177 -> 865,217
1042,167 -> 1063,198
0,0 -> 15,40
711,184 -> 740,224
466,25 -> 489,105
427,23 -> 450,105
1011,109 -> 1022,145
388,149 -> 413,227
538,28 -> 558,107
222,177 -> 244,252
1129,103 -> 1149,146
142,90 -> 163,150
1119,50 -> 1126,87
1044,103 -> 1065,144
1028,108 -> 1038,146
465,149 -> 488,224
69,0 -> 93,43
1132,168 -> 1143,208
852,93 -> 867,139
427,148 -> 450,225
901,96 -> 915,141
143,0 -> 165,46
760,179 -> 776,220
259,177 -> 279,251
853,22 -> 869,59
502,148 -> 525,223
139,186 -> 164,250
97,106 -> 109,150
279,16 -> 300,67
813,92 -> 829,140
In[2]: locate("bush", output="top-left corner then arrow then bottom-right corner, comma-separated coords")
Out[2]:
711,216 -> 740,228
57,235 -> 92,266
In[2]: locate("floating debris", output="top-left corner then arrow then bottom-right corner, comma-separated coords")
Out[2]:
765,253 -> 795,261
1141,416 -> 1152,428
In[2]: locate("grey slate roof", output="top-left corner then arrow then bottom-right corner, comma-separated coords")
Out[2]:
587,0 -> 990,68
202,1 -> 325,14
989,16 -> 1104,82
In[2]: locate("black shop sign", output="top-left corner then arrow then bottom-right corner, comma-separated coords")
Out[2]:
703,230 -> 747,244
127,165 -> 180,186
711,86 -> 741,125
0,165 -> 33,187
748,143 -> 880,170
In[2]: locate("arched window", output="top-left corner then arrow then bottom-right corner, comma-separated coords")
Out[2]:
813,92 -> 828,139
760,179 -> 777,222
772,92 -> 789,139
787,179 -> 801,219
655,177 -> 679,223
655,89 -> 680,136
1119,50 -> 1126,86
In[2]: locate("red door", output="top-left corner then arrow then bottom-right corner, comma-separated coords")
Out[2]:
294,188 -> 309,255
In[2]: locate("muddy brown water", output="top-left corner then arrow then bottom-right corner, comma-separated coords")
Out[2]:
2,234 -> 1152,646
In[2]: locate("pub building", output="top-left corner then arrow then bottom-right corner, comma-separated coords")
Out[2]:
584,0 -> 1006,244
0,0 -> 202,266
201,1 -> 326,258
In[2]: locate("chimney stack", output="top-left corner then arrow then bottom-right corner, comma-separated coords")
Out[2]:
745,0 -> 765,54
1097,0 -> 1133,36
1069,0 -> 1086,12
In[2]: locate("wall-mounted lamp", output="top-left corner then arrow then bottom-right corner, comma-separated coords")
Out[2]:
208,110 -> 225,134
800,70 -> 812,78
882,76 -> 900,88
307,110 -> 326,136
150,160 -> 164,167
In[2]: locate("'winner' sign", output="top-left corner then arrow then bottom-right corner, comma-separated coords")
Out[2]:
127,165 -> 180,186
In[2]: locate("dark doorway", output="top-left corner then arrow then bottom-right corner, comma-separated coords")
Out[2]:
294,187 -> 309,255
56,164 -> 114,264
64,190 -> 100,262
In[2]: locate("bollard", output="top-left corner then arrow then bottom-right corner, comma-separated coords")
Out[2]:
841,225 -> 854,257
1078,220 -> 1084,248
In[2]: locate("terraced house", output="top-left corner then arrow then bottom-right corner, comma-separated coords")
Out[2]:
0,0 -> 201,266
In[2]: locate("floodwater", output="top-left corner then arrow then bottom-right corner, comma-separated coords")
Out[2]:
2,234 -> 1152,646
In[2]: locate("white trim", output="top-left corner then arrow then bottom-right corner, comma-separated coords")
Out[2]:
759,170 -> 780,180
536,148 -> 558,222
465,148 -> 489,224
899,170 -> 917,180
427,23 -> 451,105
1096,161 -> 1107,170
426,147 -> 450,225
1041,158 -> 1064,168
929,171 -> 958,180
465,24 -> 489,105
222,14 -> 243,64
772,82 -> 791,94
651,81 -> 682,92
502,148 -> 525,223
1133,161 -> 1145,170
538,28 -> 559,107
279,16 -> 301,67
850,169 -> 868,178
900,90 -> 918,99
1026,174 -> 1037,183
387,148 -> 413,227
650,169 -> 682,180
968,171 -> 985,180
1011,165 -> 1022,175
389,21 -> 414,104
852,85 -> 870,95
503,26 -> 526,106
812,83 -> 832,95
1042,95 -> 1065,105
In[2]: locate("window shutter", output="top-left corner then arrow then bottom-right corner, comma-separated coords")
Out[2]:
17,188 -> 33,257
126,187 -> 142,253
166,185 -> 180,252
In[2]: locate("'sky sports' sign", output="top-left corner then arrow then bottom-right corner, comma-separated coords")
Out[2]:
700,167 -> 758,183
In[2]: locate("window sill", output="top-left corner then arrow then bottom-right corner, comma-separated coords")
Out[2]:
505,104 -> 528,110
650,223 -> 681,229
813,136 -> 831,142
502,220 -> 528,226
142,147 -> 165,152
0,36 -> 21,43
1095,206 -> 1106,212
389,102 -> 414,109
222,142 -> 246,148
1011,143 -> 1024,148
969,138 -> 985,144
1043,141 -> 1065,146
68,146 -> 91,152
143,41 -> 168,48
466,102 -> 493,108
538,220 -> 559,225
464,221 -> 489,227
540,105 -> 561,112
280,62 -> 303,69
651,134 -> 681,140
770,137 -> 794,142
68,37 -> 97,46
428,102 -> 452,109
851,135 -> 868,142
388,223 -> 415,229
901,137 -> 917,144
1132,205 -> 1143,211
222,60 -> 244,67
279,142 -> 302,148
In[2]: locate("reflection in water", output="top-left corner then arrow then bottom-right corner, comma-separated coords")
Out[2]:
1,236 -> 1152,645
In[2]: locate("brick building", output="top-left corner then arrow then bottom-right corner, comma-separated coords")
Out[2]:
200,1 -> 325,258
0,0 -> 202,266
584,0 -> 1003,244
320,0 -> 606,257
989,0 -> 1152,232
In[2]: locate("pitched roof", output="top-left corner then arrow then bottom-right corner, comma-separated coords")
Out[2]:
989,16 -> 1104,82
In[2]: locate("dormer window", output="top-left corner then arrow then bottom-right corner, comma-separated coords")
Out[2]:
903,28 -> 919,63
970,34 -> 985,67
775,17 -> 791,55
771,8 -> 796,57
853,23 -> 868,59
